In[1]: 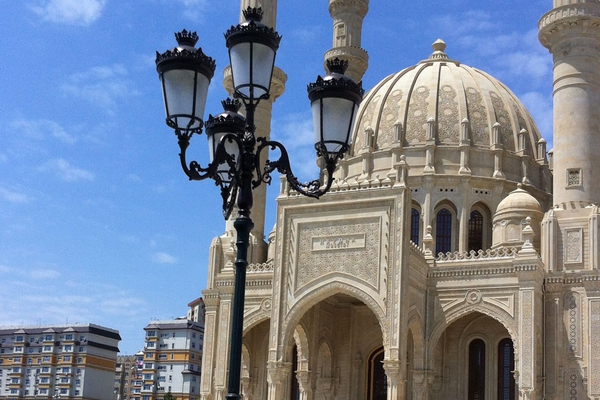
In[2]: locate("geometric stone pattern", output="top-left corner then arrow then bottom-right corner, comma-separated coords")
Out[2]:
465,87 -> 489,146
406,85 -> 430,143
295,216 -> 382,291
591,299 -> 600,395
490,91 -> 515,150
565,229 -> 583,263
437,85 -> 459,142
566,292 -> 580,357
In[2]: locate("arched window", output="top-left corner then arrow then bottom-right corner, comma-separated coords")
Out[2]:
468,339 -> 486,400
367,347 -> 386,400
411,208 -> 420,245
497,339 -> 515,400
468,210 -> 484,252
436,209 -> 452,254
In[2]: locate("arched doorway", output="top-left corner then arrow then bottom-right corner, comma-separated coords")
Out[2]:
366,346 -> 386,400
241,319 -> 270,400
430,312 -> 516,400
285,292 -> 384,400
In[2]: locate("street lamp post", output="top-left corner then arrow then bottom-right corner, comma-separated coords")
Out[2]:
156,8 -> 363,400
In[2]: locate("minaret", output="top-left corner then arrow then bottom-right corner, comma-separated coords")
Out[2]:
539,0 -> 600,206
325,0 -> 369,83
222,0 -> 287,263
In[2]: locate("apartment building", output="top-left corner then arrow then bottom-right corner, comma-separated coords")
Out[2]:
140,319 -> 203,400
0,324 -> 120,399
113,352 -> 143,400
185,298 -> 204,326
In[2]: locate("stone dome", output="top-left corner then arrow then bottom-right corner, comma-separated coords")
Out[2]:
346,40 -> 545,182
492,184 -> 544,251
495,184 -> 543,215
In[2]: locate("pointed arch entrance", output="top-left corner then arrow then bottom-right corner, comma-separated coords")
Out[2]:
284,293 -> 384,400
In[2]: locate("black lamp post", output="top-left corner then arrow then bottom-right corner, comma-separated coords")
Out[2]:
156,8 -> 363,400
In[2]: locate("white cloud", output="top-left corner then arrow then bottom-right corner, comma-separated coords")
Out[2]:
175,0 -> 208,21
152,252 -> 178,264
30,0 -> 106,26
30,268 -> 61,280
0,265 -> 11,273
10,119 -> 76,144
270,113 -> 320,182
519,91 -> 553,147
428,14 -> 552,83
39,158 -> 95,182
61,64 -> 139,114
100,295 -> 146,316
127,174 -> 142,182
0,187 -> 30,203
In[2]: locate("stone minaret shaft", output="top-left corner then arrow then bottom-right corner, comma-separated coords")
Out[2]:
222,0 -> 286,261
325,0 -> 369,83
539,1 -> 600,205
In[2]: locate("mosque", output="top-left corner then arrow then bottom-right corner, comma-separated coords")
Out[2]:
198,1 -> 600,399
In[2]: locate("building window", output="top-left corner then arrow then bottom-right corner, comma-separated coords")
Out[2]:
435,209 -> 452,254
468,210 -> 484,252
411,208 -> 420,245
468,339 -> 486,400
497,339 -> 515,400
65,334 -> 73,341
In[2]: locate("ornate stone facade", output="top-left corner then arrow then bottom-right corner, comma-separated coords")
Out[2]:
197,1 -> 600,399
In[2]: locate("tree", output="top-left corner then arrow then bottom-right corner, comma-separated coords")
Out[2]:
163,392 -> 177,400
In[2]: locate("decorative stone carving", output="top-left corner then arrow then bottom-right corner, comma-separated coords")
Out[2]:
438,85 -> 460,142
293,214 -> 386,291
406,86 -> 430,143
490,91 -> 515,151
465,87 -> 489,146
565,228 -> 583,264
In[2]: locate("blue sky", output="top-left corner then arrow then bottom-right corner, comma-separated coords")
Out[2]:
0,0 -> 552,355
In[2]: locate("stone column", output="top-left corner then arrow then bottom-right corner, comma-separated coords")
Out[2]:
213,293 -> 233,400
267,361 -> 291,400
296,370 -> 312,400
412,370 -> 429,400
200,290 -> 220,400
383,359 -> 405,400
